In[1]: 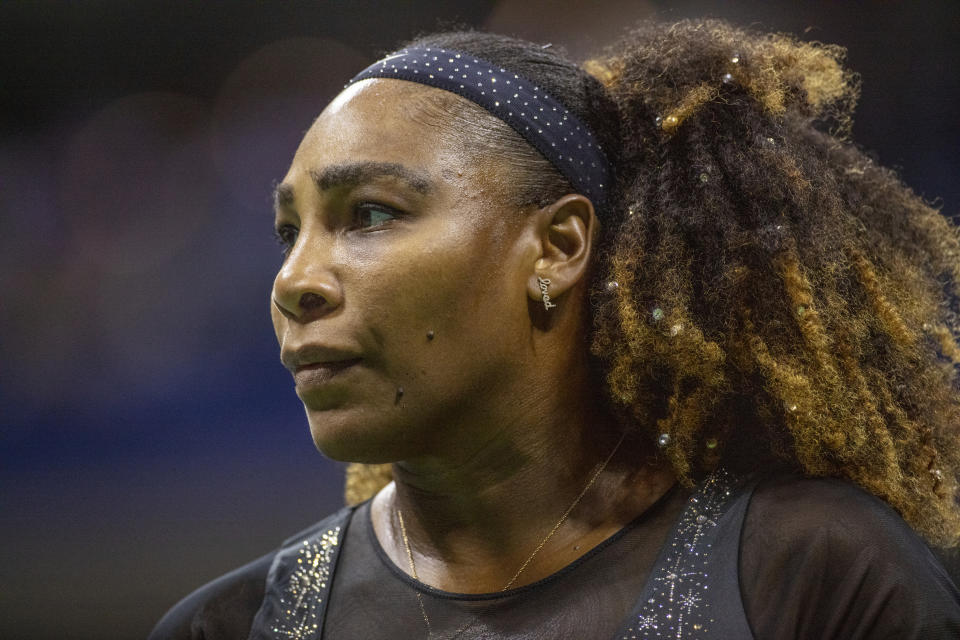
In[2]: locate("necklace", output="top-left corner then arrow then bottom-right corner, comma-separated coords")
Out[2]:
395,433 -> 625,639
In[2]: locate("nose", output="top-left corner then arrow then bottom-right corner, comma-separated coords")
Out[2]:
272,247 -> 344,322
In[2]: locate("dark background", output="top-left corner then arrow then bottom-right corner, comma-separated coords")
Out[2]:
2,1 -> 958,638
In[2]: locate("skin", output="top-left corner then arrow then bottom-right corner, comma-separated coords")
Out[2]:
271,78 -> 678,593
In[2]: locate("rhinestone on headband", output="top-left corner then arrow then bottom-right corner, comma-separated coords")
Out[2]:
346,46 -> 613,214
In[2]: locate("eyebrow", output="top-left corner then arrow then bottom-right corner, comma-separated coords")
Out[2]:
272,161 -> 434,214
310,161 -> 433,195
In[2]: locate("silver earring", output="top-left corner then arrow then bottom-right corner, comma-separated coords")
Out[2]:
537,276 -> 556,310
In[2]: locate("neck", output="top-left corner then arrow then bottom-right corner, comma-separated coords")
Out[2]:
370,359 -> 675,592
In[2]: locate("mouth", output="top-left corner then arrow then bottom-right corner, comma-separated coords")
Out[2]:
292,358 -> 363,388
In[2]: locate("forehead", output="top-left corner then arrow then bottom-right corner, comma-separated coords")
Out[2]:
290,79 -> 463,177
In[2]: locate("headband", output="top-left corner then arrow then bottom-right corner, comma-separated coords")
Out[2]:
347,46 -> 613,214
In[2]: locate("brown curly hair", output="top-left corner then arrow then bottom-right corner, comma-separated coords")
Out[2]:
342,19 -> 960,547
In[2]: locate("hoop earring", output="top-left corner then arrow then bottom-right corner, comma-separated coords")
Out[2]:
538,276 -> 557,310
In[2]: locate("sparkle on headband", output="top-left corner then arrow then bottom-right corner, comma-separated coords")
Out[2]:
346,47 -> 613,214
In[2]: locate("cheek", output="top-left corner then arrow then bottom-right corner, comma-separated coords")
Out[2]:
359,230 -> 523,383
362,251 -> 475,349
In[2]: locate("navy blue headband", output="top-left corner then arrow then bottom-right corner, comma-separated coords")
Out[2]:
347,46 -> 613,214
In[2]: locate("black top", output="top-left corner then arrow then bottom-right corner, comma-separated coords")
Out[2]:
148,472 -> 960,639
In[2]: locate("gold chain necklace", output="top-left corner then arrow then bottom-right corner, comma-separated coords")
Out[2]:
395,433 -> 625,639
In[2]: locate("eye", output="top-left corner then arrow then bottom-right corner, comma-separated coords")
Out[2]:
355,202 -> 401,229
273,223 -> 299,256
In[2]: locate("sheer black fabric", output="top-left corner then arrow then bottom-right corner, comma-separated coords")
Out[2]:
148,551 -> 273,640
741,475 -> 960,639
148,473 -> 960,639
321,484 -> 687,639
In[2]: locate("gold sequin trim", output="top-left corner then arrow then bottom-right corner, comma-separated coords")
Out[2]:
271,527 -> 341,639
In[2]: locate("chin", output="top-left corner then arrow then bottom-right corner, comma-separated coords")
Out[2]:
305,408 -> 418,464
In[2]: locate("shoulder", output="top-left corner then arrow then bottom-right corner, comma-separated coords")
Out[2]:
740,473 -> 960,639
744,473 -> 922,550
146,551 -> 273,640
148,506 -> 356,640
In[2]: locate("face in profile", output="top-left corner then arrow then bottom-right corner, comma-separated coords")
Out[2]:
270,79 -> 540,464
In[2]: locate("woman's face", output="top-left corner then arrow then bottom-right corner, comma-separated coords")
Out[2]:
271,79 -> 540,463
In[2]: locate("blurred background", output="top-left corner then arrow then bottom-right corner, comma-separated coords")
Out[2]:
1,1 -> 958,638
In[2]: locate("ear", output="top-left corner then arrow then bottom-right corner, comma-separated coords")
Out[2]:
525,194 -> 598,306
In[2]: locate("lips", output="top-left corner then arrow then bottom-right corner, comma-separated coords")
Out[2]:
292,358 -> 362,388
281,344 -> 363,389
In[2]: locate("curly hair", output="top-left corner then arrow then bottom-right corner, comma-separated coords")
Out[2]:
341,19 -> 960,547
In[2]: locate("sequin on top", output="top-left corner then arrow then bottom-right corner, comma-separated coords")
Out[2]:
617,469 -> 745,639
248,505 -> 357,640
259,526 -> 342,640
346,46 -> 613,214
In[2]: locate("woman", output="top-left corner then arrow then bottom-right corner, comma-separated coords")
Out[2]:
150,19 -> 960,639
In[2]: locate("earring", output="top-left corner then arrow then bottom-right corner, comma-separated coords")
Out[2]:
537,276 -> 557,310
